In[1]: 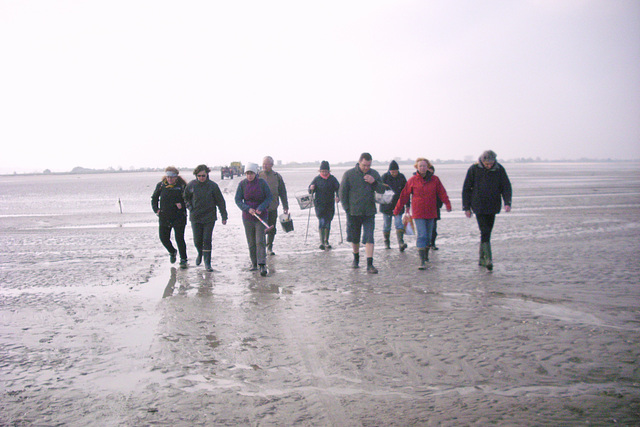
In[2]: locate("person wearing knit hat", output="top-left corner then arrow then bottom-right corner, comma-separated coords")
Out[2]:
380,160 -> 410,251
151,166 -> 189,268
462,150 -> 512,270
309,160 -> 340,250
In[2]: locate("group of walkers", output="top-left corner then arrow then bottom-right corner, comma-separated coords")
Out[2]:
152,150 -> 512,277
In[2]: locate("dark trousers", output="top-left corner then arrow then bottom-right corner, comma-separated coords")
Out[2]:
191,221 -> 215,254
159,221 -> 187,260
431,219 -> 438,246
243,218 -> 267,266
476,214 -> 496,243
266,209 -> 278,247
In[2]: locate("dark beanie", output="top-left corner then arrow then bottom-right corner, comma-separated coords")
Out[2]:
320,160 -> 330,170
389,160 -> 399,171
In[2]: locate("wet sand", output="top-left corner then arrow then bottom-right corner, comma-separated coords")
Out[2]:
1,163 -> 639,425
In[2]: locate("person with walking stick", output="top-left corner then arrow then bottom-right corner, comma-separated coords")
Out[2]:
235,162 -> 273,276
308,160 -> 340,250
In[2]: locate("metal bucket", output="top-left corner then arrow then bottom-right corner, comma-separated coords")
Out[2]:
279,213 -> 294,233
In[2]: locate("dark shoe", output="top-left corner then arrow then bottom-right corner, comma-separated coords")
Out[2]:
431,245 -> 438,251
179,259 -> 188,269
325,243 -> 332,250
170,251 -> 177,264
351,253 -> 360,269
366,264 -> 378,274
267,244 -> 275,256
259,265 -> 268,277
195,252 -> 202,266
396,229 -> 407,252
249,264 -> 258,271
319,244 -> 325,250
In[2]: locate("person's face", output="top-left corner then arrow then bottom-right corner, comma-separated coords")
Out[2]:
167,175 -> 178,184
196,171 -> 208,182
246,171 -> 256,181
359,159 -> 372,174
482,159 -> 495,169
417,161 -> 429,176
319,169 -> 330,178
390,170 -> 399,177
262,160 -> 273,172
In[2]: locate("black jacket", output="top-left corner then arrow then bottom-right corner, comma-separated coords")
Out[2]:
462,162 -> 512,215
151,179 -> 187,226
379,171 -> 409,216
184,179 -> 228,224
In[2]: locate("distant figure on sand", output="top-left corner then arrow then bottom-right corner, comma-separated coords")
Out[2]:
394,158 -> 452,270
151,166 -> 188,268
380,160 -> 409,251
462,150 -> 512,271
184,164 -> 228,272
339,152 -> 386,273
308,160 -> 340,250
236,162 -> 273,276
259,156 -> 289,256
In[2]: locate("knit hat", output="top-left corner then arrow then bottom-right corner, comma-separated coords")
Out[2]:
245,162 -> 259,174
320,160 -> 330,171
389,160 -> 399,171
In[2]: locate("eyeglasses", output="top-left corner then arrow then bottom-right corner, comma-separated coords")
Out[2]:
197,174 -> 207,178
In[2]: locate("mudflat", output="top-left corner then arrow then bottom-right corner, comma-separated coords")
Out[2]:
1,162 -> 639,425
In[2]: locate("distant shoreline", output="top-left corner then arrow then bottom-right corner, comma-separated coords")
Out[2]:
2,158 -> 638,177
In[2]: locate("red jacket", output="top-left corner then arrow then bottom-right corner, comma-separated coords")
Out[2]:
393,173 -> 451,219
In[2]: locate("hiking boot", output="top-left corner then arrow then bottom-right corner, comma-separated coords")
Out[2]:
351,253 -> 360,269
366,264 -> 378,274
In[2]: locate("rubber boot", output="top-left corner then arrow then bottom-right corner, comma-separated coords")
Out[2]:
383,232 -> 391,249
203,251 -> 213,272
267,233 -> 275,255
366,257 -> 378,274
249,251 -> 258,271
396,229 -> 408,252
195,251 -> 203,266
478,243 -> 486,267
259,264 -> 268,277
319,229 -> 325,250
325,228 -> 332,249
418,248 -> 427,270
482,242 -> 493,271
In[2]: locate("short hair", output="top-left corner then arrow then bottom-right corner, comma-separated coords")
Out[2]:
263,156 -> 274,165
359,152 -> 372,162
414,157 -> 433,170
193,164 -> 210,175
480,150 -> 497,162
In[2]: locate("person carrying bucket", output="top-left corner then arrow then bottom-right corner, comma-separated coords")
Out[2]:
235,162 -> 273,276
259,156 -> 289,256
308,160 -> 340,250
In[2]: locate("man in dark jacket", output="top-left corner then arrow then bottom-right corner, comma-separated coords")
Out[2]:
339,152 -> 385,273
462,150 -> 512,270
380,160 -> 409,251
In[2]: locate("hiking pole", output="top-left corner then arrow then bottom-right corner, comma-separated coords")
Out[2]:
251,211 -> 275,233
304,191 -> 313,244
336,199 -> 343,244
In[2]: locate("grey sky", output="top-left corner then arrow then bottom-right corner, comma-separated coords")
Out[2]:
1,0 -> 639,173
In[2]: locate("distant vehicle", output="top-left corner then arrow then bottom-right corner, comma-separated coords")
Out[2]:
220,162 -> 244,179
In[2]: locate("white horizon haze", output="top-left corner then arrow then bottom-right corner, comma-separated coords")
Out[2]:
1,0 -> 639,174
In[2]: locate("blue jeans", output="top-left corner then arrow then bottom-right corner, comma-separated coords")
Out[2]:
382,213 -> 404,232
413,218 -> 435,248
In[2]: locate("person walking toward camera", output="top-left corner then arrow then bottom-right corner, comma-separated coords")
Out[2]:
236,162 -> 273,276
462,150 -> 512,271
259,156 -> 289,255
339,152 -> 385,273
380,160 -> 409,251
184,164 -> 228,272
152,166 -> 189,268
394,158 -> 452,270
309,160 -> 340,250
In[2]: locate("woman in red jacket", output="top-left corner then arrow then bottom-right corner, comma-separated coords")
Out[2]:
394,158 -> 452,269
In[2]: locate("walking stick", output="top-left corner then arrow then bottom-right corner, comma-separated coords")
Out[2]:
304,191 -> 314,244
336,198 -> 343,244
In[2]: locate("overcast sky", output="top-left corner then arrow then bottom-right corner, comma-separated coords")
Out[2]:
1,0 -> 639,173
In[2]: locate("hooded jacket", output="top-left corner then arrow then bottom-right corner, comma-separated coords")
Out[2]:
379,170 -> 408,216
462,161 -> 512,215
394,172 -> 451,219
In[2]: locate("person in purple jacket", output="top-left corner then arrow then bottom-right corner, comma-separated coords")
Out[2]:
235,162 -> 273,276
